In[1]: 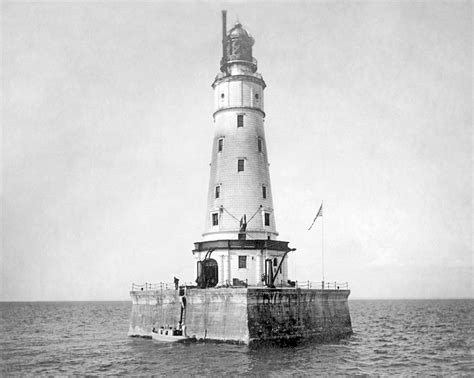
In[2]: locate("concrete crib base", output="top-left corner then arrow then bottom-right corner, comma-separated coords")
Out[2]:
128,287 -> 352,345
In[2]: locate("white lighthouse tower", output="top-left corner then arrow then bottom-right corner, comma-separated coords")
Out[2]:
193,11 -> 294,288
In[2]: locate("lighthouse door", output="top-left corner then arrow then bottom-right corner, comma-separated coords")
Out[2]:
197,258 -> 218,288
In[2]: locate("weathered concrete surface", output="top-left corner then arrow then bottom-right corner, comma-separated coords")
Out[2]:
185,288 -> 249,343
128,289 -> 181,337
247,288 -> 352,343
128,287 -> 352,344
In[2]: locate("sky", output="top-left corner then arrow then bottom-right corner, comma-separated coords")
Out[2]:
1,1 -> 472,301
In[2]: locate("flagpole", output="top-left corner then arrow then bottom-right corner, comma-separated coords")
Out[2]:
321,200 -> 324,288
308,202 -> 324,289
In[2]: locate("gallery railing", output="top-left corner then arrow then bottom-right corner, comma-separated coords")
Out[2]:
294,281 -> 349,290
131,282 -> 195,291
131,281 -> 349,291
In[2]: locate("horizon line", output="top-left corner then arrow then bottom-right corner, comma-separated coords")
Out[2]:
1,297 -> 473,303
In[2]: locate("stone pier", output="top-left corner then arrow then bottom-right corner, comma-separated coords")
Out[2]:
129,287 -> 352,344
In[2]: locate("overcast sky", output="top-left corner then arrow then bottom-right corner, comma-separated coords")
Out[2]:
1,1 -> 472,301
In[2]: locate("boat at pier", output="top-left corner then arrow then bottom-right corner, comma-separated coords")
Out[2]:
151,327 -> 188,343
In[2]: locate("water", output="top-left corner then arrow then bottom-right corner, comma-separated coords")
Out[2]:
1,300 -> 472,375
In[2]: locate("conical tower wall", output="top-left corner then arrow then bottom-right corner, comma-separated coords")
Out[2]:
203,75 -> 278,241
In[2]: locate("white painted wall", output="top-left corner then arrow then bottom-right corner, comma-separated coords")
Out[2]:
193,249 -> 289,287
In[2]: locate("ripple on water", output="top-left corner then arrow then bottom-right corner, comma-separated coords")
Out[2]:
1,300 -> 473,375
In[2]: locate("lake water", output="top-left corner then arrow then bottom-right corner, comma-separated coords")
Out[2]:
1,300 -> 472,375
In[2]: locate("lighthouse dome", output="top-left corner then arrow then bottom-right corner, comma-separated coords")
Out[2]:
229,22 -> 250,38
220,21 -> 256,74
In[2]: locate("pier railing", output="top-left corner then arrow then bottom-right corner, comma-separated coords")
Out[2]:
293,281 -> 349,290
131,281 -> 349,291
131,282 -> 195,291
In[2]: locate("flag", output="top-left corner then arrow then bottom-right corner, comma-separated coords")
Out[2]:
308,202 -> 323,230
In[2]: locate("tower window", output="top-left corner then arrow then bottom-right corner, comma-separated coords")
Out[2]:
212,213 -> 219,226
215,185 -> 220,199
273,258 -> 278,267
262,185 -> 267,199
218,138 -> 224,152
255,93 -> 259,100
237,114 -> 244,127
258,138 -> 263,153
264,212 -> 270,226
238,256 -> 247,269
221,93 -> 225,99
238,159 -> 245,172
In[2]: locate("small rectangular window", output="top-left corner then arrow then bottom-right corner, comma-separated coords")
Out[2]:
238,255 -> 247,269
212,213 -> 219,226
237,114 -> 244,127
258,138 -> 263,153
218,138 -> 223,152
262,185 -> 267,199
264,212 -> 270,226
238,159 -> 245,172
215,185 -> 220,199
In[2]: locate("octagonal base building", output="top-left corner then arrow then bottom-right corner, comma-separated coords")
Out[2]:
129,11 -> 352,345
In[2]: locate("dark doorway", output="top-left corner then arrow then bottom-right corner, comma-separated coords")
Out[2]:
196,259 -> 218,288
264,258 -> 273,287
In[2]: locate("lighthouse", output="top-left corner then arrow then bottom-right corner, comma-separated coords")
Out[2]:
129,11 -> 352,344
193,11 -> 293,288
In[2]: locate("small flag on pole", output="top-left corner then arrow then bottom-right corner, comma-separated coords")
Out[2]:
308,202 -> 323,230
